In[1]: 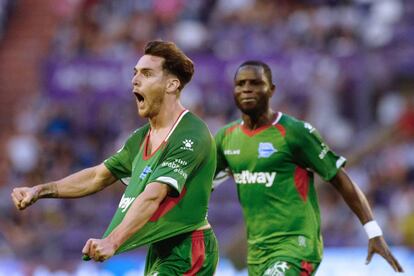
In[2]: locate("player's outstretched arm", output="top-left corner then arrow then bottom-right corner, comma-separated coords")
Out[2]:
11,163 -> 117,210
82,182 -> 169,262
330,168 -> 404,272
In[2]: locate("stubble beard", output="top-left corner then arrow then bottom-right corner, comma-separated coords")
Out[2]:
137,94 -> 165,119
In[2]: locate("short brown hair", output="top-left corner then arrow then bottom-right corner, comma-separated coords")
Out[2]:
144,40 -> 194,91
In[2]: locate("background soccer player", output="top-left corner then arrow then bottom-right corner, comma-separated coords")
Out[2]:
11,41 -> 219,275
214,60 -> 403,275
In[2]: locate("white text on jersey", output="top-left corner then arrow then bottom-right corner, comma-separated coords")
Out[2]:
233,170 -> 276,187
119,194 -> 135,213
224,149 -> 240,155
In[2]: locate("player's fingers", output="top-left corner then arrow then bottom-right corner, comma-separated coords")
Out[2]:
12,189 -> 24,201
365,249 -> 374,265
20,196 -> 31,208
91,247 -> 103,262
385,252 -> 404,272
11,193 -> 23,209
89,240 -> 99,260
82,239 -> 93,255
93,251 -> 102,262
394,259 -> 404,272
21,193 -> 36,208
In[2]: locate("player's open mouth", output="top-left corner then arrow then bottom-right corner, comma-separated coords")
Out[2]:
134,92 -> 144,103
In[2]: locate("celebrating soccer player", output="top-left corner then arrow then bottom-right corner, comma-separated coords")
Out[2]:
11,41 -> 219,275
214,60 -> 403,275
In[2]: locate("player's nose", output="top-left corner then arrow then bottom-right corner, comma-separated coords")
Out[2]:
131,75 -> 141,87
241,83 -> 253,93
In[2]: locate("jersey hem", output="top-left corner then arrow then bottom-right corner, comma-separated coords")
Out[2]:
247,254 -> 322,265
115,220 -> 209,254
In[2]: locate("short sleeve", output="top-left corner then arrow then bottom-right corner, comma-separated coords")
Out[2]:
212,128 -> 231,188
104,143 -> 132,182
147,134 -> 212,197
215,127 -> 229,174
287,121 -> 346,181
104,127 -> 148,184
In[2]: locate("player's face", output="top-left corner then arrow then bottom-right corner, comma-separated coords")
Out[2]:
131,55 -> 168,118
234,66 -> 274,116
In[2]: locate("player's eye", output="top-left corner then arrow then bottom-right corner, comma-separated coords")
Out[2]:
144,69 -> 154,77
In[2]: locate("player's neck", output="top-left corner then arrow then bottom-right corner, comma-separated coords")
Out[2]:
149,99 -> 185,131
242,109 -> 276,130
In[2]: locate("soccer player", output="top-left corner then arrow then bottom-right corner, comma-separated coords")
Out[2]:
11,41 -> 219,275
214,60 -> 403,275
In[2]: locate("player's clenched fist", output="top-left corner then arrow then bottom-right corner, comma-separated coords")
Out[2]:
82,238 -> 117,262
11,187 -> 38,210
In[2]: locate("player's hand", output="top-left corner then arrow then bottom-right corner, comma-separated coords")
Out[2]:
366,236 -> 404,272
11,187 -> 39,210
82,238 -> 117,262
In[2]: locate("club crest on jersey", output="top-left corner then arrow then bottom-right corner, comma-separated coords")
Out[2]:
258,142 -> 277,158
180,139 -> 194,151
139,166 -> 152,179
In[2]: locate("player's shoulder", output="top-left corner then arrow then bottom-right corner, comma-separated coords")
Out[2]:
171,111 -> 212,142
125,123 -> 150,144
180,111 -> 210,133
132,123 -> 150,137
278,113 -> 314,135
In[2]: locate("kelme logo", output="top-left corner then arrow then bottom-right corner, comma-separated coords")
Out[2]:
180,139 -> 194,151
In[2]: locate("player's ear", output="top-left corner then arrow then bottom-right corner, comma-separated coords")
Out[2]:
166,77 -> 180,94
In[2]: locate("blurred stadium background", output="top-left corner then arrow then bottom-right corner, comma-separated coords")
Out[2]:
0,0 -> 413,275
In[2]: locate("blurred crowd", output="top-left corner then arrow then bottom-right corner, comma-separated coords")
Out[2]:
1,0 -> 413,270
0,0 -> 14,39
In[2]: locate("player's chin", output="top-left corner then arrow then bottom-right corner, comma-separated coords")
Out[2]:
137,110 -> 149,118
236,100 -> 256,110
136,105 -> 149,118
239,105 -> 259,115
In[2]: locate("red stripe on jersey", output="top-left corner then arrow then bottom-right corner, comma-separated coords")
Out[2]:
240,124 -> 272,137
184,230 -> 206,276
143,109 -> 187,160
149,187 -> 187,222
225,124 -> 240,135
294,167 -> 309,202
143,133 -> 167,160
300,261 -> 314,276
273,123 -> 286,137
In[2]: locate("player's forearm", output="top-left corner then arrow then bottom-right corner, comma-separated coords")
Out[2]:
106,183 -> 168,248
36,165 -> 116,199
330,168 -> 374,224
106,195 -> 161,248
